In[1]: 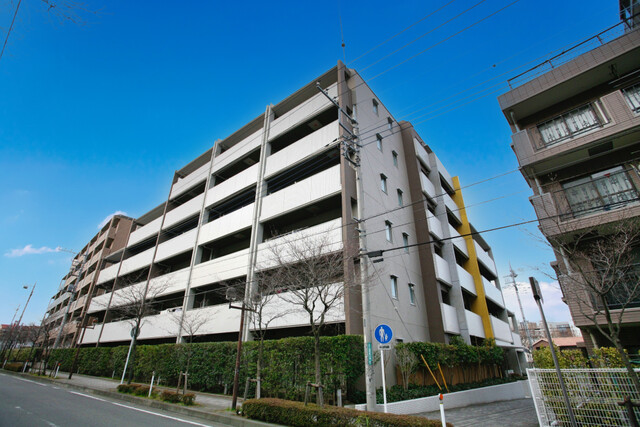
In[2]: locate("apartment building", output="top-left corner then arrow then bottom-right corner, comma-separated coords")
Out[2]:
43,214 -> 133,347
498,21 -> 640,352
77,62 -> 524,374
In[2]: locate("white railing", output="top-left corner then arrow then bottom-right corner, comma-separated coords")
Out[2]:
456,266 -> 477,296
414,138 -> 430,171
163,193 -> 204,230
154,228 -> 197,263
444,193 -> 461,223
420,171 -> 436,200
449,224 -> 468,257
490,315 -> 512,343
264,120 -> 339,179
483,277 -> 505,308
528,368 -> 640,427
427,213 -> 443,239
465,309 -> 485,338
205,163 -> 259,208
197,203 -> 254,246
128,216 -> 162,247
474,241 -> 498,277
434,254 -> 451,284
171,162 -> 210,199
441,303 -> 460,334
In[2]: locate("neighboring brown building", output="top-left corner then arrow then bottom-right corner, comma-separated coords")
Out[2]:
43,214 -> 133,348
532,337 -> 586,352
498,15 -> 640,354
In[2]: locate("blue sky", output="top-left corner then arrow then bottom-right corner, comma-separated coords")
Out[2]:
0,0 -> 619,327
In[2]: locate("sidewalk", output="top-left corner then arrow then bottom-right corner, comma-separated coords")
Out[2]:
417,398 -> 539,427
3,369 -> 276,427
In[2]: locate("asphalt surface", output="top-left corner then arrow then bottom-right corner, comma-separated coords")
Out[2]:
418,398 -> 539,427
0,372 -> 228,427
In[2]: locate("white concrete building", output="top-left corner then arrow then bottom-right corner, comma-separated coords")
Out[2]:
80,62 -> 525,372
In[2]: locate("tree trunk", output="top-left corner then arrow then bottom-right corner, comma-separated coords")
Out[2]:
313,331 -> 323,406
257,339 -> 263,398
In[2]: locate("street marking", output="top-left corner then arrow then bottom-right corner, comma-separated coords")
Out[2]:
110,402 -> 213,426
70,391 -> 106,402
12,376 -> 47,386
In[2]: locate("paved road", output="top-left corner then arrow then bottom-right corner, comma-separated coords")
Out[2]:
0,373 -> 227,427
418,398 -> 539,427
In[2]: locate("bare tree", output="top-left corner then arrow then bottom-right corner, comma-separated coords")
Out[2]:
168,309 -> 207,393
551,218 -> 640,392
396,345 -> 418,391
245,269 -> 292,398
264,232 -> 348,405
105,279 -> 170,384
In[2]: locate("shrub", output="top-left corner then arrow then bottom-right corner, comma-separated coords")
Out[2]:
3,362 -> 24,372
133,385 -> 150,396
242,398 -> 451,427
182,393 -> 196,405
160,390 -> 182,403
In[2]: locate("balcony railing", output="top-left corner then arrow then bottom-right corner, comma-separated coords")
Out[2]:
554,167 -> 640,220
536,103 -> 602,148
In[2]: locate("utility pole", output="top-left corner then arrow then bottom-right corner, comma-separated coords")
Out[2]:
504,265 -> 533,353
54,252 -> 87,349
2,284 -> 36,361
317,82 -> 376,411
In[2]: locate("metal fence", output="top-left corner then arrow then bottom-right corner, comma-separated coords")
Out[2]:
528,368 -> 640,426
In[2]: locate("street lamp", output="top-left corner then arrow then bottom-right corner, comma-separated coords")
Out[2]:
1,283 -> 36,363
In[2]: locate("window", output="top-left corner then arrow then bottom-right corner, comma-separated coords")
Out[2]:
385,221 -> 393,242
376,134 -> 383,151
372,99 -> 379,115
537,104 -> 601,146
392,150 -> 398,167
390,275 -> 398,299
561,166 -> 638,218
380,174 -> 388,193
387,117 -> 393,131
397,189 -> 404,206
623,83 -> 640,112
402,233 -> 409,252
408,283 -> 416,305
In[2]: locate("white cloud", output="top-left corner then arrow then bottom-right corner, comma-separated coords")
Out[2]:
502,280 -> 573,324
4,244 -> 62,258
98,211 -> 128,229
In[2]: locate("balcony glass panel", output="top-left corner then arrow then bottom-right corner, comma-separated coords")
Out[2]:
623,83 -> 640,113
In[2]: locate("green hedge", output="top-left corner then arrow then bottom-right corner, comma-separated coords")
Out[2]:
242,398 -> 451,427
533,346 -> 626,369
399,337 -> 503,368
41,335 -> 364,403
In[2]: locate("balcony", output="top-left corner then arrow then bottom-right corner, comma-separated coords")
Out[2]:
414,138 -> 430,170
260,164 -> 341,222
483,277 -> 505,308
474,241 -> 497,278
427,213 -> 443,239
434,254 -> 452,285
155,229 -> 197,263
420,171 -> 436,200
163,194 -> 204,230
444,193 -> 461,223
456,266 -> 477,296
96,262 -> 120,285
512,331 -> 523,348
213,128 -> 263,175
265,120 -> 339,179
171,162 -> 210,200
191,247 -> 251,289
269,83 -> 337,141
129,216 -> 162,247
441,303 -> 461,335
198,203 -> 254,246
206,163 -> 259,208
491,315 -> 513,343
465,310 -> 485,338
120,247 -> 155,276
511,91 -> 640,170
449,224 -> 468,257
257,218 -> 343,269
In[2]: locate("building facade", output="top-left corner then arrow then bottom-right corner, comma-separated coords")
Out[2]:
44,214 -> 133,348
53,63 -> 525,374
498,22 -> 640,352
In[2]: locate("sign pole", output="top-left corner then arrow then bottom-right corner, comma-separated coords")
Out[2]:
380,348 -> 388,413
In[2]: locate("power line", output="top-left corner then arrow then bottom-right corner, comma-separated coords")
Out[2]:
349,0 -> 459,65
0,0 -> 22,63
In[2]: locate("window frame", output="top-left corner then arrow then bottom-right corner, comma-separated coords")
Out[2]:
397,189 -> 403,206
408,283 -> 416,305
392,150 -> 398,167
380,174 -> 388,194
376,134 -> 383,151
391,275 -> 398,299
385,220 -> 393,242
402,232 -> 409,252
372,99 -> 379,115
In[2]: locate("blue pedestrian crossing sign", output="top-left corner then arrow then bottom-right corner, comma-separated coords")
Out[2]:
374,324 -> 393,344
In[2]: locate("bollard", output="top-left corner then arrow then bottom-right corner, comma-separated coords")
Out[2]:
439,394 -> 446,427
337,389 -> 342,407
148,371 -> 155,397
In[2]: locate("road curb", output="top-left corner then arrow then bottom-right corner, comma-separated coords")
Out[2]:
1,370 -> 277,427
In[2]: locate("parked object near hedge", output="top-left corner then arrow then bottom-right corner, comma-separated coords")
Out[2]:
242,398 -> 452,427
